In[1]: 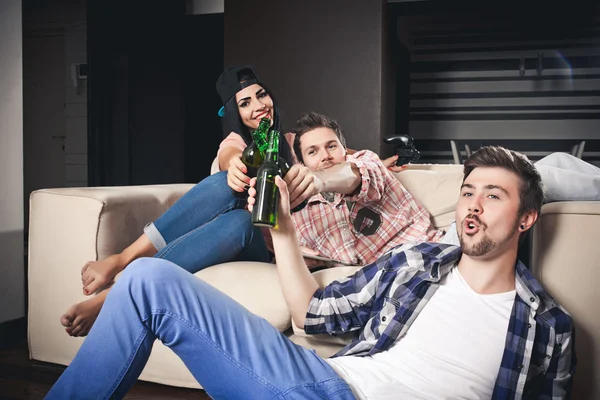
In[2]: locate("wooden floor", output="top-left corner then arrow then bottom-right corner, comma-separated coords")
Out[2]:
0,340 -> 211,399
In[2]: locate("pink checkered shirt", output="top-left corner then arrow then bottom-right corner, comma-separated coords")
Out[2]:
292,150 -> 443,266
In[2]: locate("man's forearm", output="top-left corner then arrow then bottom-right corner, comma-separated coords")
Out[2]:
314,162 -> 361,195
271,218 -> 319,328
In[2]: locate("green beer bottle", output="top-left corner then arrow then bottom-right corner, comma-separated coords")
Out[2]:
252,130 -> 282,227
235,117 -> 307,212
277,151 -> 308,213
233,118 -> 270,199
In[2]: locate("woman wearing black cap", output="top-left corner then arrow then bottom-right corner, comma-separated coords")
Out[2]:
60,65 -> 296,337
212,64 -> 296,189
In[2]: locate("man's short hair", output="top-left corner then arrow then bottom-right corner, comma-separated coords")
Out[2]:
463,146 -> 544,216
293,112 -> 347,164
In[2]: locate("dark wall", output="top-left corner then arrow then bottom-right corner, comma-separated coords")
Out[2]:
380,8 -> 398,158
224,0 -> 393,155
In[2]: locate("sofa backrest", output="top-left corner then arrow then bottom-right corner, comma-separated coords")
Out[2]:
531,201 -> 600,399
393,164 -> 463,231
212,157 -> 464,231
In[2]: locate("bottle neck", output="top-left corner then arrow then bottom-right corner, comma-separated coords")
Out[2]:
251,130 -> 268,154
265,131 -> 280,163
252,118 -> 271,153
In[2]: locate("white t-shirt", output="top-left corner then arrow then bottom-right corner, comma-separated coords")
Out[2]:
326,267 -> 515,400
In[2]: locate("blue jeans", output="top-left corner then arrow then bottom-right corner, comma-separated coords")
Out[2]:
45,259 -> 355,399
143,171 -> 270,272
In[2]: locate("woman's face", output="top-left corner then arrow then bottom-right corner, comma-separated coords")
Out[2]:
235,84 -> 274,130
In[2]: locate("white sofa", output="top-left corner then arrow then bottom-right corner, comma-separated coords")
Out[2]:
27,164 -> 600,398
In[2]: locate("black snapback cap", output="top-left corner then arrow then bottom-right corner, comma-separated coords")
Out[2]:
216,64 -> 262,117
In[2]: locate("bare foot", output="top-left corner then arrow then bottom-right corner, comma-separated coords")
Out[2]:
81,254 -> 125,295
60,289 -> 109,337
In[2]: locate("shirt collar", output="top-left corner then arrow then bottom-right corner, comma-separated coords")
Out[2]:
398,243 -> 461,282
429,245 -> 462,281
514,261 -> 543,311
417,244 -> 543,311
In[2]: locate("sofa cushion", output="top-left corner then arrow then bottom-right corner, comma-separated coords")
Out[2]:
195,261 -> 292,331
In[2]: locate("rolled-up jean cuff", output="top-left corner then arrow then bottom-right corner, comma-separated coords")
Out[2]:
143,222 -> 168,251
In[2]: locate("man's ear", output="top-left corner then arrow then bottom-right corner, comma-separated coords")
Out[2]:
519,211 -> 538,232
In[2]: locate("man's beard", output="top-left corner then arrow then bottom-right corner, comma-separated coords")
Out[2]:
459,218 -> 520,257
461,234 -> 495,257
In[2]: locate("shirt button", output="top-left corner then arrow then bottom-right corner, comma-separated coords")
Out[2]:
527,323 -> 532,328
518,364 -> 524,370
382,316 -> 387,322
530,297 -> 535,302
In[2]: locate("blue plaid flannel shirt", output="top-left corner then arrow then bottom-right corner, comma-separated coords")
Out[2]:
304,242 -> 576,399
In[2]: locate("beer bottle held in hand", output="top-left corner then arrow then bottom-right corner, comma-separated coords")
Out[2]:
233,118 -> 270,199
252,130 -> 282,227
278,153 -> 308,213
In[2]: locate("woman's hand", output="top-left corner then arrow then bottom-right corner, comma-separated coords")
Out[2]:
227,156 -> 250,192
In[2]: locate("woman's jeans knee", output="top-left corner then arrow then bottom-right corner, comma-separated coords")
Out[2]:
154,209 -> 270,273
141,172 -> 270,273
144,171 -> 242,249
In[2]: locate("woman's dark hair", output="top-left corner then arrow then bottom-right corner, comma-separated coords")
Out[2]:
222,80 -> 294,165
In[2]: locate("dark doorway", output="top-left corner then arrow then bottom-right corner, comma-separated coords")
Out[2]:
87,1 -> 224,186
183,13 -> 224,184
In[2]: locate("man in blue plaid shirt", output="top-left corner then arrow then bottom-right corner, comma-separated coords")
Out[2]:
266,145 -> 575,399
47,146 -> 575,400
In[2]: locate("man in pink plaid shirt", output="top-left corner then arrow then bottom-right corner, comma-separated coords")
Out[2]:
283,112 -> 445,267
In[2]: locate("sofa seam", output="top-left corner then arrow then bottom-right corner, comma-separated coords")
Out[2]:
31,190 -> 109,204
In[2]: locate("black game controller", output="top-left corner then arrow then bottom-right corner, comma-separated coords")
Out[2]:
384,135 -> 420,166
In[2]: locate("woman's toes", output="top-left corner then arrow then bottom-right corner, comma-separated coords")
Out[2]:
60,314 -> 73,328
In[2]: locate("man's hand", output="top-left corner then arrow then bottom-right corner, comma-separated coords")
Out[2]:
283,164 -> 323,209
248,176 -> 294,234
227,156 -> 250,192
251,175 -> 319,328
381,154 -> 408,173
273,246 -> 326,268
299,246 -> 327,268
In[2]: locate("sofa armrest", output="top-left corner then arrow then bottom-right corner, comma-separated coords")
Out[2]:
28,184 -> 193,365
531,201 -> 600,400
